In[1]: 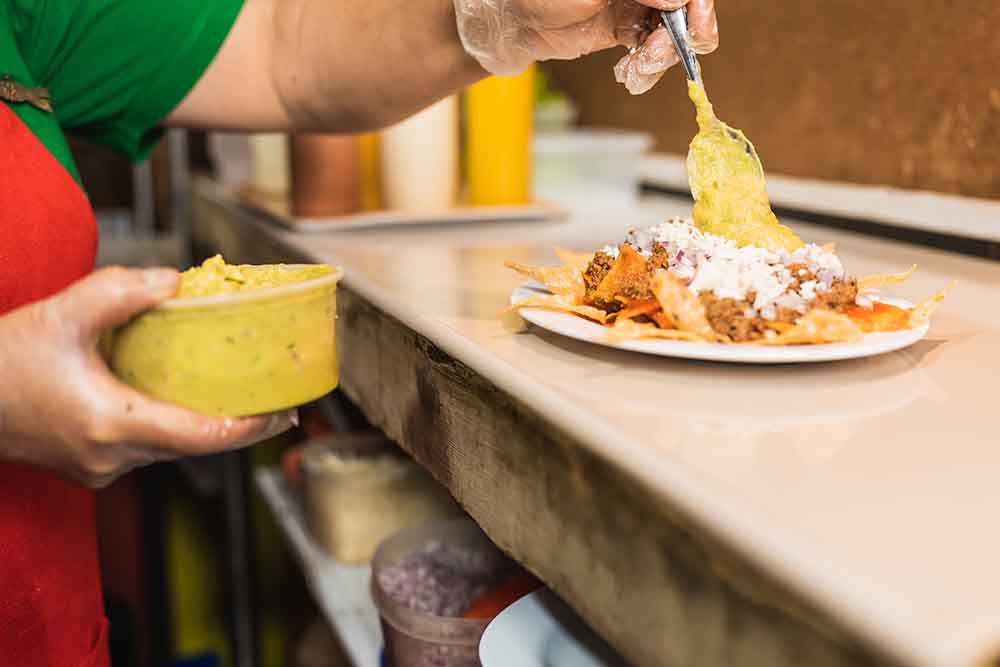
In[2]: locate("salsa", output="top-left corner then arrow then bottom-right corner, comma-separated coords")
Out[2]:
845,301 -> 911,332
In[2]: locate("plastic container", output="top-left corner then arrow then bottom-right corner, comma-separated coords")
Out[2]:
106,265 -> 343,416
533,99 -> 578,134
358,132 -> 382,211
290,134 -> 360,217
248,133 -> 290,196
380,96 -> 459,211
206,133 -> 252,187
301,432 -> 460,563
371,519 -> 512,667
532,129 -> 653,207
465,67 -> 535,206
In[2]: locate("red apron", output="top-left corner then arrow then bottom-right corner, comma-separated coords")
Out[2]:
0,104 -> 107,666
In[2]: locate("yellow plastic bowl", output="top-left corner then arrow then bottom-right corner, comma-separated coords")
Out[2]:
107,265 -> 344,417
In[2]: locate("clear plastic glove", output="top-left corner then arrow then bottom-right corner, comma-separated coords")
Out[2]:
614,0 -> 718,95
453,0 -> 718,94
0,267 -> 296,488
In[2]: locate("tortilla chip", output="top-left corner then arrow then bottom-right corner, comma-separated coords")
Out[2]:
606,319 -> 704,343
858,265 -> 917,291
503,294 -> 608,324
651,312 -> 676,330
505,261 -> 585,302
554,248 -> 594,271
764,321 -> 795,333
592,245 -> 649,305
761,309 -> 863,345
610,298 -> 661,323
650,272 -> 722,342
909,282 -> 954,327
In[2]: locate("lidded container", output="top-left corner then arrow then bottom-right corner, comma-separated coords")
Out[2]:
301,432 -> 460,564
371,519 -> 515,667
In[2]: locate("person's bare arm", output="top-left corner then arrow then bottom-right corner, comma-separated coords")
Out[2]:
167,0 -> 482,133
167,0 -> 719,134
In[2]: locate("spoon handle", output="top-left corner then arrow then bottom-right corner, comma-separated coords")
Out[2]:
660,8 -> 702,85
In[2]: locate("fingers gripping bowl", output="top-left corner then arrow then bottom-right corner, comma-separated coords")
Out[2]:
104,256 -> 344,417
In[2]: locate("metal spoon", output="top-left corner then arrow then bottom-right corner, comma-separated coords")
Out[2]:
659,9 -> 702,86
660,8 -> 764,197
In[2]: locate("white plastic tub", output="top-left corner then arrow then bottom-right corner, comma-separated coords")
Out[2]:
532,129 -> 653,208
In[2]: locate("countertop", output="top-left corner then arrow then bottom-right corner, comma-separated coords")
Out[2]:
195,179 -> 1000,666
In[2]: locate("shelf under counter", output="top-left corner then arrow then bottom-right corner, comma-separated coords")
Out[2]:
255,468 -> 382,667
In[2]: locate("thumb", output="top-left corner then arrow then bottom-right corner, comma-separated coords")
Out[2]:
61,266 -> 180,340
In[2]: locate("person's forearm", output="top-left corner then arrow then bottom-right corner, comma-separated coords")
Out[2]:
169,0 -> 713,132
272,0 -> 485,132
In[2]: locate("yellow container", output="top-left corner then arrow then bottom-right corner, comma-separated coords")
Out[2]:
166,482 -> 230,665
465,66 -> 535,206
359,132 -> 382,211
107,265 -> 344,416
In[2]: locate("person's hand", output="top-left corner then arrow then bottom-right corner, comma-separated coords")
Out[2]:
453,0 -> 718,94
614,0 -> 717,94
0,267 -> 296,488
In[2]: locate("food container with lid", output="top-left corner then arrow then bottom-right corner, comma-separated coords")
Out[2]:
533,129 -> 653,207
301,432 -> 461,563
371,519 -> 516,667
104,261 -> 343,417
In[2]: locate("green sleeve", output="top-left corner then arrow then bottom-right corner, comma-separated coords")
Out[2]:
12,0 -> 243,161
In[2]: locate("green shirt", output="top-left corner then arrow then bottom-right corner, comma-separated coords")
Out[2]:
1,0 -> 243,184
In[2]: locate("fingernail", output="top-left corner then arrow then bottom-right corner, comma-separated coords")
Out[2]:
288,409 -> 300,428
143,269 -> 178,292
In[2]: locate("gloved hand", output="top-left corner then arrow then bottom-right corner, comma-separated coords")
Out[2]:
614,0 -> 718,94
453,0 -> 718,94
0,267 -> 296,488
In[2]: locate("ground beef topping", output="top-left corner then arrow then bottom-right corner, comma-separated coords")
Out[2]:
699,276 -> 860,342
584,221 -> 857,339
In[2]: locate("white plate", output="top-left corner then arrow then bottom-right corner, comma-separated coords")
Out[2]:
510,282 -> 929,364
480,589 -> 626,667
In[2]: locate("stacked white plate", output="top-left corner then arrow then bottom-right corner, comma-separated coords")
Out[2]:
479,589 -> 627,667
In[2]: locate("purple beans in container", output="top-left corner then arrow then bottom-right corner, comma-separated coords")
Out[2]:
371,520 -> 513,667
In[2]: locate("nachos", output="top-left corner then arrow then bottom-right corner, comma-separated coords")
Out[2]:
506,219 -> 950,346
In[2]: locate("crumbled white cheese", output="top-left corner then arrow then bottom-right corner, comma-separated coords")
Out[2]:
799,280 -> 818,302
600,244 -> 620,259
619,218 -> 846,320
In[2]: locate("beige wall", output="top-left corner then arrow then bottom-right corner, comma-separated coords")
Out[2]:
545,1 -> 1000,199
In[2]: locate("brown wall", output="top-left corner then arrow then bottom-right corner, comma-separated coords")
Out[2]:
545,1 -> 1000,200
